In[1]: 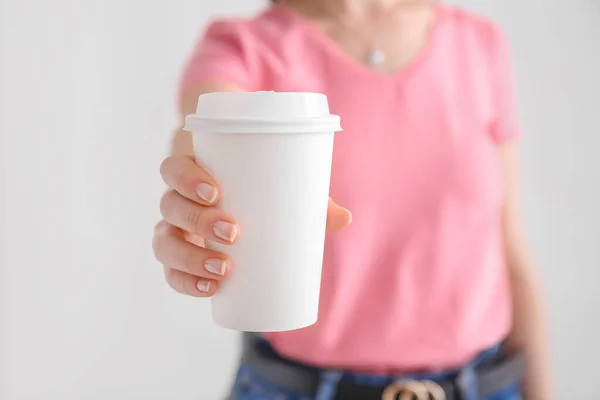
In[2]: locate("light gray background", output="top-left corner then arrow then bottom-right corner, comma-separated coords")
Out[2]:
0,0 -> 598,399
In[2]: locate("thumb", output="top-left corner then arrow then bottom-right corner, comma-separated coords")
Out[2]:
326,197 -> 352,232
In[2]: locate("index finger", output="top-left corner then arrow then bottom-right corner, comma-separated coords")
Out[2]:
160,155 -> 220,205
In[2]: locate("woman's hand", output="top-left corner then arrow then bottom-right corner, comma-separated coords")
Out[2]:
152,154 -> 352,297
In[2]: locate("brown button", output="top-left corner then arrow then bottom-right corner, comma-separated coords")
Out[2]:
381,380 -> 430,400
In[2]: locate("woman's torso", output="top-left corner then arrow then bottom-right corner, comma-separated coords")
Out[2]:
182,2 -> 520,373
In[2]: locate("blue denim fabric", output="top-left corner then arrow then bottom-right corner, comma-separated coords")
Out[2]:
229,340 -> 522,400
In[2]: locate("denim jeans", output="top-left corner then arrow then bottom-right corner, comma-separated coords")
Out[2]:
229,340 -> 522,400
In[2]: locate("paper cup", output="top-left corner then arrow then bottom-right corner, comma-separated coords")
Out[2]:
184,91 -> 342,332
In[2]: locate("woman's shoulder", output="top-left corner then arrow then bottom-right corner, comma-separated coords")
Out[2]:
180,6 -> 300,91
441,4 -> 508,48
201,6 -> 298,51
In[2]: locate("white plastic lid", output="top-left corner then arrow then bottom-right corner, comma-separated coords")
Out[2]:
184,91 -> 342,134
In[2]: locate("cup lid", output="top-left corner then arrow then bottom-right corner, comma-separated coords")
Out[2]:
184,91 -> 342,134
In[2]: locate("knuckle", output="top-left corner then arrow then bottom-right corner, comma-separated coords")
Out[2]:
164,267 -> 200,297
165,267 -> 186,294
182,276 -> 197,296
163,266 -> 173,283
152,231 -> 167,262
163,266 -> 172,281
183,247 -> 199,274
185,208 -> 204,232
153,219 -> 168,237
159,156 -> 176,183
153,220 -> 162,235
152,233 -> 161,258
175,163 -> 190,192
161,155 -> 195,193
159,190 -> 175,218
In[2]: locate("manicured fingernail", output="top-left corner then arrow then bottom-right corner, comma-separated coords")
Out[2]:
213,221 -> 237,242
196,280 -> 211,293
205,258 -> 227,276
345,209 -> 353,224
196,183 -> 217,203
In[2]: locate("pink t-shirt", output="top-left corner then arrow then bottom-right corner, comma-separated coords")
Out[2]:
181,2 -> 521,372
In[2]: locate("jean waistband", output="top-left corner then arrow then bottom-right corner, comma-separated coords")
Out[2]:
243,333 -> 524,400
250,333 -> 500,385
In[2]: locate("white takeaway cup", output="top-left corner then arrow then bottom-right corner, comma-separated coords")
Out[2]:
184,91 -> 342,332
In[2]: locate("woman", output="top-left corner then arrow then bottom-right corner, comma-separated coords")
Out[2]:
152,0 -> 553,399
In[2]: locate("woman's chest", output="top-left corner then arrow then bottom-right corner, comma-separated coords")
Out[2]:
265,46 -> 502,210
323,75 -> 502,213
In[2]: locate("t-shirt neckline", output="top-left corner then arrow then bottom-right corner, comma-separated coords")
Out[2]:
270,1 -> 445,82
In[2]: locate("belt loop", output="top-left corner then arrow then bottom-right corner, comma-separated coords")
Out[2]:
455,364 -> 478,400
315,370 -> 343,400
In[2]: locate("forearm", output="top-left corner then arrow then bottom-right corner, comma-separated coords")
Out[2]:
505,248 -> 553,400
500,144 -> 553,399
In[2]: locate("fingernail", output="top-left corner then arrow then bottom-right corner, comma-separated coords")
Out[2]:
213,221 -> 237,242
205,258 -> 227,276
345,209 -> 353,224
196,280 -> 211,293
196,183 -> 217,203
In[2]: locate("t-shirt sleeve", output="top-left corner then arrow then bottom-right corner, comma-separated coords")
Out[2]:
489,25 -> 522,143
179,20 -> 258,93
